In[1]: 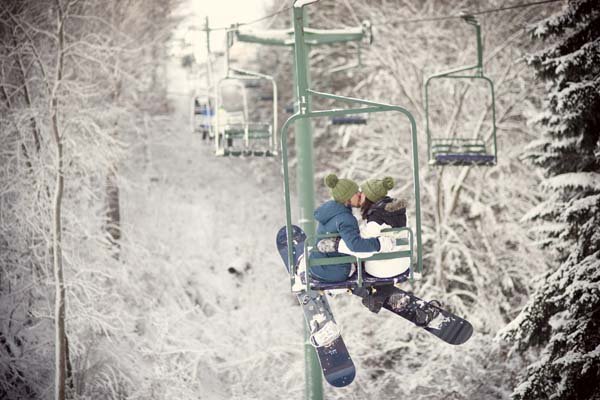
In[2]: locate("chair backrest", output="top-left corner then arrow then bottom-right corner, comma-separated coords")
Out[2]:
225,111 -> 246,125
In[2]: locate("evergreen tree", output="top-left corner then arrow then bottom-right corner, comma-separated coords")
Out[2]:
502,1 -> 600,399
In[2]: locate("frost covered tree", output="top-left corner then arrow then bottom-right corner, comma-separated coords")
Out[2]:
0,0 -> 176,397
502,1 -> 600,399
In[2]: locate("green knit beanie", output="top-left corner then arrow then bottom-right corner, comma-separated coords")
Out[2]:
325,174 -> 359,203
361,176 -> 394,203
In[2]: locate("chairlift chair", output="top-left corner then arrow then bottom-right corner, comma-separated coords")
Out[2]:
275,5 -> 422,293
191,95 -> 215,140
285,102 -> 295,114
424,15 -> 498,167
281,92 -> 424,293
214,28 -> 279,157
215,74 -> 278,157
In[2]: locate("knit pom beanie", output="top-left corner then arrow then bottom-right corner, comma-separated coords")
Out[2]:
361,176 -> 394,203
325,173 -> 359,203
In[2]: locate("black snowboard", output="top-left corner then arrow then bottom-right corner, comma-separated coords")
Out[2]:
382,286 -> 473,345
276,225 -> 356,387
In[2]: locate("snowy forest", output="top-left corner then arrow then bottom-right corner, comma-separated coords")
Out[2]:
0,0 -> 598,399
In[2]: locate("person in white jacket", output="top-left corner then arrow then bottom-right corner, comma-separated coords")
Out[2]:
317,176 -> 411,278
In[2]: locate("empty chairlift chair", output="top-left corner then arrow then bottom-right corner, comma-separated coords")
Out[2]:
192,97 -> 214,140
424,15 -> 497,167
215,75 -> 278,157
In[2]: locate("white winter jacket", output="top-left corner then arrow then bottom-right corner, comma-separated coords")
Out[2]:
338,221 -> 411,278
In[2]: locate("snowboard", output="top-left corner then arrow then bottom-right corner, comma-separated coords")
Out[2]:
276,225 -> 356,387
356,285 -> 473,345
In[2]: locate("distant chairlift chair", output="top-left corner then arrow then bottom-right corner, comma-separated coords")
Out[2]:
215,73 -> 278,157
191,96 -> 215,140
424,15 -> 497,167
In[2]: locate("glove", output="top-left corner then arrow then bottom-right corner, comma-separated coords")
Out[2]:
378,236 -> 395,252
317,237 -> 340,253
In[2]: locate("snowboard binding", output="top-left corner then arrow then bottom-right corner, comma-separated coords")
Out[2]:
309,319 -> 341,347
413,299 -> 442,327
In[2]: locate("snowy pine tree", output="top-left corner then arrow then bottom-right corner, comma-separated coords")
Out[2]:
502,1 -> 600,399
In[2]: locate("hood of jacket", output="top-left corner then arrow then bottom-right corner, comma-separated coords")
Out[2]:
314,200 -> 351,225
384,198 -> 407,212
369,196 -> 407,213
366,196 -> 407,228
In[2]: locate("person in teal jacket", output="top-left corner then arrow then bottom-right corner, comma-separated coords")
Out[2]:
309,174 -> 394,282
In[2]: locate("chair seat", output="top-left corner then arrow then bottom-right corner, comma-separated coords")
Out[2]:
222,150 -> 243,157
432,138 -> 488,154
194,107 -> 213,115
250,150 -> 275,157
301,268 -> 410,291
432,153 -> 496,166
223,123 -> 271,137
247,131 -> 272,139
331,116 -> 367,125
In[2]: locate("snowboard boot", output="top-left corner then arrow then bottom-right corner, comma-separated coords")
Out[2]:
414,300 -> 442,327
360,286 -> 396,314
309,320 -> 341,347
291,255 -> 307,293
387,291 -> 411,311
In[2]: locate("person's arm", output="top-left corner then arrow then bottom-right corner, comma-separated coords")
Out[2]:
363,221 -> 390,238
337,239 -> 375,257
338,216 -> 381,253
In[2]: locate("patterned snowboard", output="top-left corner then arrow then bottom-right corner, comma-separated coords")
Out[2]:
379,286 -> 473,345
276,225 -> 356,387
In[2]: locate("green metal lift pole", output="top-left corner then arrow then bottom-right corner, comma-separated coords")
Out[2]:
291,5 -> 321,399
204,17 -> 216,139
291,5 -> 316,248
205,17 -> 212,90
232,2 -> 368,397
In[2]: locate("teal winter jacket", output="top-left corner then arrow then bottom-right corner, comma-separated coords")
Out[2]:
310,200 -> 381,282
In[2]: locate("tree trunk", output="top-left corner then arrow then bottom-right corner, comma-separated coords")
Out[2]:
51,2 -> 67,399
106,65 -> 122,257
105,169 -> 121,257
13,34 -> 42,153
51,115 -> 66,400
434,169 -> 446,288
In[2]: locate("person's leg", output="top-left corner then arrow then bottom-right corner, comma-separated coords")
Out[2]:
291,255 -> 306,292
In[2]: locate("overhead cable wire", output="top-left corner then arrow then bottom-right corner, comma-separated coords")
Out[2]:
199,0 -> 563,32
378,0 -> 564,24
242,5 -> 293,27
200,5 -> 292,31
266,2 -> 294,29
472,0 -> 563,16
342,0 -> 363,26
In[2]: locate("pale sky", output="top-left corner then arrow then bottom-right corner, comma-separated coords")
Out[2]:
175,0 -> 280,61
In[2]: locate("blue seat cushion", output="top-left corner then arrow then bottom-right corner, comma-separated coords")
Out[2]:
300,268 -> 410,291
331,116 -> 367,125
433,153 -> 496,166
